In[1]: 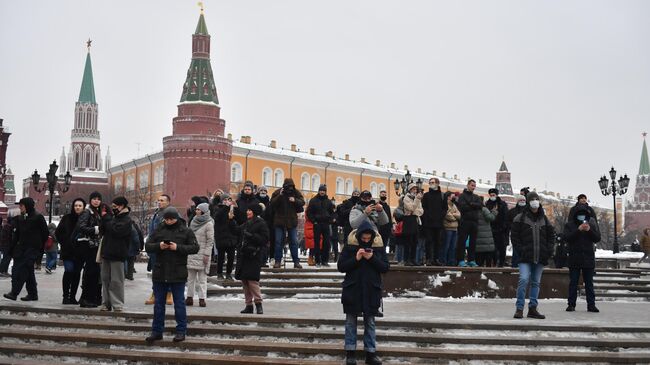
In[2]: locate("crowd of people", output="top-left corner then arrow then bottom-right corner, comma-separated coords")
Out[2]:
0,176 -> 629,365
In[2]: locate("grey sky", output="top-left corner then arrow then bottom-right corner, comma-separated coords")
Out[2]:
1,0 -> 649,207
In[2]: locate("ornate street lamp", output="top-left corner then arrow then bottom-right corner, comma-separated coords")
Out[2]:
32,160 -> 72,224
598,166 -> 629,254
394,170 -> 423,196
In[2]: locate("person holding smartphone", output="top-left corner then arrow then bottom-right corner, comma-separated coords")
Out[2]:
338,220 -> 389,365
145,206 -> 199,344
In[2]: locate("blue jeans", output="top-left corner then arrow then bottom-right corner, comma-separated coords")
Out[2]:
395,244 -> 404,263
511,247 -> 520,268
344,314 -> 376,352
152,282 -> 187,335
274,227 -> 300,263
440,230 -> 457,266
45,251 -> 57,270
415,236 -> 425,265
516,263 -> 544,310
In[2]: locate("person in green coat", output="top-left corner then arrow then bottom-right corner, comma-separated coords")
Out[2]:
475,198 -> 497,267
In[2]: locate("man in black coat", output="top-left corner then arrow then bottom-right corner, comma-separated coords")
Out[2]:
338,189 -> 361,245
563,205 -> 601,313
145,206 -> 199,343
307,184 -> 335,266
421,178 -> 447,266
0,216 -> 15,276
3,198 -> 48,301
456,180 -> 482,267
567,194 -> 598,225
486,188 -> 509,267
338,220 -> 389,365
511,192 -> 555,319
236,182 -> 261,225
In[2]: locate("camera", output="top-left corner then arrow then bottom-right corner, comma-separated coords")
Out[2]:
364,248 -> 373,253
164,240 -> 171,244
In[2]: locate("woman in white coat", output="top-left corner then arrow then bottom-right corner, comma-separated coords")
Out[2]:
186,203 -> 214,307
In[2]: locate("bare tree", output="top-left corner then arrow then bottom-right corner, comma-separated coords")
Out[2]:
126,187 -> 154,232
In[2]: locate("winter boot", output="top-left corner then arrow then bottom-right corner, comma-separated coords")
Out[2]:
240,305 -> 254,314
273,261 -> 281,269
307,256 -> 315,266
467,261 -> 478,267
185,297 -> 193,306
199,299 -> 206,307
527,307 -> 546,319
587,305 -> 600,313
566,305 -> 575,312
458,260 -> 467,267
294,262 -> 303,269
255,302 -> 263,314
145,332 -> 162,344
145,292 -> 155,305
513,308 -> 523,319
365,351 -> 382,365
345,350 -> 357,365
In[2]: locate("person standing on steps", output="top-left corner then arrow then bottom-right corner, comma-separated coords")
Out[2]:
511,192 -> 555,320
145,206 -> 199,344
564,204 -> 601,313
270,178 -> 305,269
236,203 -> 269,315
76,191 -> 104,308
2,198 -> 48,302
186,203 -> 214,308
456,180 -> 482,267
55,198 -> 86,304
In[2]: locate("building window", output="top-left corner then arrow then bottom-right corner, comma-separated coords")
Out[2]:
274,169 -> 284,188
301,173 -> 310,191
378,183 -> 386,194
114,179 -> 123,194
336,177 -> 344,195
345,179 -> 354,195
370,182 -> 378,198
126,174 -> 135,192
153,166 -> 164,186
311,174 -> 321,192
231,163 -> 243,183
262,167 -> 273,187
139,171 -> 149,189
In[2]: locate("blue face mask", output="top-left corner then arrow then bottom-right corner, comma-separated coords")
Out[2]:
577,215 -> 586,222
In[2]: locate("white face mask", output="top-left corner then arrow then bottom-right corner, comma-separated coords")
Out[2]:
529,200 -> 540,209
259,192 -> 267,198
430,184 -> 438,190
489,196 -> 497,202
517,201 -> 526,207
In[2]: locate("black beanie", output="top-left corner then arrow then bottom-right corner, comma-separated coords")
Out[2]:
318,184 -> 327,192
248,203 -> 264,217
89,191 -> 102,201
488,188 -> 499,195
112,196 -> 128,207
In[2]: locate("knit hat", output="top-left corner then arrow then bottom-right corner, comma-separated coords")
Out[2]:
162,206 -> 180,220
488,188 -> 499,195
89,191 -> 102,201
248,202 -> 264,217
244,181 -> 255,189
258,185 -> 268,193
514,194 -> 526,202
112,196 -> 128,207
360,190 -> 372,199
526,191 -> 540,203
352,188 -> 361,195
220,192 -> 231,201
407,183 -> 418,193
318,184 -> 327,192
577,194 -> 587,201
197,202 -> 210,215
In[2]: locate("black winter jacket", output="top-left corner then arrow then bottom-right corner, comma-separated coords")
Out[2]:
213,204 -> 239,248
270,180 -> 305,229
307,195 -> 335,224
236,193 -> 261,225
338,221 -> 390,317
422,188 -> 446,228
235,216 -> 270,281
55,212 -> 81,261
100,208 -> 133,262
76,206 -> 102,248
12,212 -> 48,259
337,197 -> 359,230
457,189 -> 483,223
511,207 -> 555,265
485,197 -> 509,233
563,216 -> 600,269
146,221 -> 199,283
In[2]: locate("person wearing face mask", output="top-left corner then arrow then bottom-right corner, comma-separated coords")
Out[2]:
563,205 -> 601,313
421,178 -> 447,266
99,197 -> 133,312
213,193 -> 239,280
76,191 -> 105,308
270,178 -> 305,268
511,192 -> 555,319
456,180 -> 483,267
307,185 -> 335,266
55,198 -> 87,304
236,182 -> 261,225
507,194 -> 528,268
485,188 -> 509,267
377,190 -> 393,254
567,194 -> 598,226
350,191 -> 390,233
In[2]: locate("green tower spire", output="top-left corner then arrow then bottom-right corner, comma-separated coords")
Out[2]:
639,133 -> 650,175
179,11 -> 219,105
78,40 -> 96,104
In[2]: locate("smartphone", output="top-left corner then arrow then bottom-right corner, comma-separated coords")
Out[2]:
164,240 -> 171,244
364,248 -> 373,253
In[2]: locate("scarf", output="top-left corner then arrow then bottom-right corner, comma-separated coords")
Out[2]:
190,213 -> 213,231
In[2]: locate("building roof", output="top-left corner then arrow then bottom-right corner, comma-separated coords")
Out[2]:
4,176 -> 14,195
195,13 -> 209,35
179,13 -> 219,105
78,51 -> 96,104
499,160 -> 508,172
639,137 -> 650,176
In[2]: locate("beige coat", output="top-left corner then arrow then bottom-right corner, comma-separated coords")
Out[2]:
444,203 -> 461,231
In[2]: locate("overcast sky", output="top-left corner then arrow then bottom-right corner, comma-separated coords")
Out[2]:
1,0 -> 649,207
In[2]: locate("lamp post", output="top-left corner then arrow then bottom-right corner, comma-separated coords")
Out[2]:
32,160 -> 72,224
598,167 -> 630,254
393,170 -> 423,196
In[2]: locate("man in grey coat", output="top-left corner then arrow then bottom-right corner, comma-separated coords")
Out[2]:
349,191 -> 389,238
